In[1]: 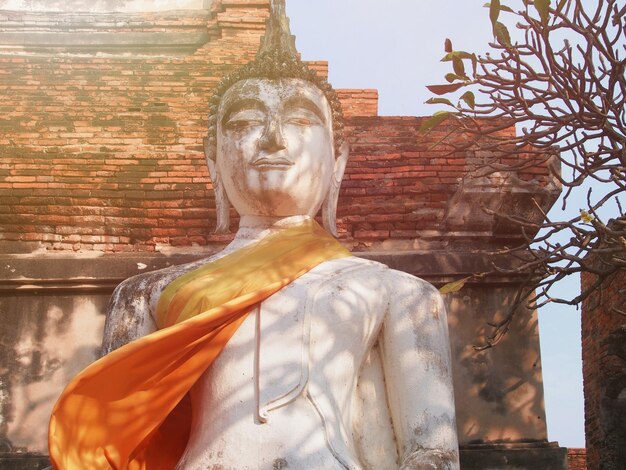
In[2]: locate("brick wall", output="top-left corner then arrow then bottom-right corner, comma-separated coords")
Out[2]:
567,448 -> 587,470
337,89 -> 378,117
341,117 -> 472,244
581,269 -> 626,469
0,2 -> 553,254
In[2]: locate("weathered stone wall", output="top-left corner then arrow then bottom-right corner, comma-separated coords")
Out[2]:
446,285 -> 546,442
0,0 -> 207,12
0,3 -> 261,254
582,269 -> 626,470
0,6 -> 552,254
0,291 -> 108,453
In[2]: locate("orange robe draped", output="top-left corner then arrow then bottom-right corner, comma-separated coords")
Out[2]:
48,220 -> 351,470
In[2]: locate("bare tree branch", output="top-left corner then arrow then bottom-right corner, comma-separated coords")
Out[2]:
427,0 -> 625,348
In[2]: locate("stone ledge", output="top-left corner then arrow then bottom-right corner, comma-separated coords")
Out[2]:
0,445 -> 569,470
0,454 -> 50,470
0,31 -> 209,53
459,442 -> 568,470
0,0 -> 209,14
0,251 -> 527,295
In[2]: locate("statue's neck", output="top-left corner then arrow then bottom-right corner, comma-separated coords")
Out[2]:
223,215 -> 311,254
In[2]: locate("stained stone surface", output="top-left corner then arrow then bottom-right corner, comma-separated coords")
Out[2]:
0,0 -> 209,12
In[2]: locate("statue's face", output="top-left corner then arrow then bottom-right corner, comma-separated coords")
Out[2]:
216,78 -> 335,218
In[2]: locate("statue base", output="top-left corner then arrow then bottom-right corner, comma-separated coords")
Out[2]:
1,444 -> 569,470
0,453 -> 50,470
460,442 -> 568,469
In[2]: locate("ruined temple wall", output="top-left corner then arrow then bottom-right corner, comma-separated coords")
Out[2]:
0,7 -> 551,254
567,448 -> 588,470
582,269 -> 626,469
0,2 -> 265,254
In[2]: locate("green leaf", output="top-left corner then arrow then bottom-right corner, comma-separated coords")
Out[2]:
445,73 -> 462,83
470,53 -> 478,77
460,91 -> 476,109
452,56 -> 466,78
425,97 -> 455,107
419,111 -> 452,133
534,0 -> 551,23
580,209 -> 594,223
441,51 -> 476,62
439,276 -> 472,294
493,21 -> 511,46
443,51 -> 479,78
483,2 -> 515,12
534,0 -> 551,21
489,0 -> 501,28
426,82 -> 468,95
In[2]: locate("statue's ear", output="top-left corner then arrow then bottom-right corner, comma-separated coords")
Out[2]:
322,141 -> 349,237
203,137 -> 230,234
203,136 -> 216,162
333,141 -> 349,185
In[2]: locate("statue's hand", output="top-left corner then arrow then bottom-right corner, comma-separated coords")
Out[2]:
399,449 -> 459,470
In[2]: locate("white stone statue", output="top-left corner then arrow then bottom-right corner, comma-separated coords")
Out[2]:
101,3 -> 459,469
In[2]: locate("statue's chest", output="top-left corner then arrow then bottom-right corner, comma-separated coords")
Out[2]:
199,259 -> 388,413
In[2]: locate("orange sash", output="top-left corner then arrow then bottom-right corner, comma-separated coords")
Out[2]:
48,220 -> 350,469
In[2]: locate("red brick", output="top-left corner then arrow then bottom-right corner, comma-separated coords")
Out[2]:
582,270 -> 624,469
354,230 -> 390,239
0,7 -> 551,253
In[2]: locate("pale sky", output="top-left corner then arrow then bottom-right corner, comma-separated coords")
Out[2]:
287,0 -> 585,448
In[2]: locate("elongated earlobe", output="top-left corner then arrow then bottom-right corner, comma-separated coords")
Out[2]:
204,138 -> 231,234
322,142 -> 349,237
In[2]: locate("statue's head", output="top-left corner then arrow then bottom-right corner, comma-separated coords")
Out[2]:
203,1 -> 348,235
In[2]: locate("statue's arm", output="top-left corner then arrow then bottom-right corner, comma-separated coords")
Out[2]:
101,276 -> 158,356
380,273 -> 460,470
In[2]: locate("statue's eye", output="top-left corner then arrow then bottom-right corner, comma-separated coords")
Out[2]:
286,117 -> 313,126
224,109 -> 265,129
284,109 -> 322,127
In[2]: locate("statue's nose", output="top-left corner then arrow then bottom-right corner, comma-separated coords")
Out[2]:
258,117 -> 286,153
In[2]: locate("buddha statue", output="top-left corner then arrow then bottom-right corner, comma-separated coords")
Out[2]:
48,2 -> 459,469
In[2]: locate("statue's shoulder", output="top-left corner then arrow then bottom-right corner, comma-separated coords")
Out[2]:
350,258 -> 443,315
110,256 -> 213,305
352,256 -> 440,296
102,255 -> 219,354
333,256 -> 442,308
317,255 -> 392,283
388,268 -> 440,297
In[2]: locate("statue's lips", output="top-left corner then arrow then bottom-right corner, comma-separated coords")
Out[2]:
251,157 -> 294,169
